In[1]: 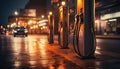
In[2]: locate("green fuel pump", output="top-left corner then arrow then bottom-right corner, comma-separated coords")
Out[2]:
73,0 -> 96,58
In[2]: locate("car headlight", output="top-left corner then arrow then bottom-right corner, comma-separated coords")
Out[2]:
14,30 -> 17,33
25,30 -> 28,33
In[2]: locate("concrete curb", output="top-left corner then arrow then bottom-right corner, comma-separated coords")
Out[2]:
96,35 -> 120,39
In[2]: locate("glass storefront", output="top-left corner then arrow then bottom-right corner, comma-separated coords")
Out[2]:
95,4 -> 120,35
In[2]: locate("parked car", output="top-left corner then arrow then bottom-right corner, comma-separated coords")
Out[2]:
13,26 -> 28,37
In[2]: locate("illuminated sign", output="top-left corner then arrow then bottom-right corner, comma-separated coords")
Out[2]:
20,9 -> 36,17
101,12 -> 120,20
52,0 -> 59,3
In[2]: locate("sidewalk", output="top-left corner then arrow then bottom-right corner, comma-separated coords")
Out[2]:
96,35 -> 120,39
46,40 -> 120,69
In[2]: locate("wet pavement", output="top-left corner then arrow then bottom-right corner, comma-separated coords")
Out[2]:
46,42 -> 120,69
0,35 -> 120,69
0,35 -> 80,69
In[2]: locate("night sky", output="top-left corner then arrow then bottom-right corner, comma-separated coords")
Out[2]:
0,0 -> 29,26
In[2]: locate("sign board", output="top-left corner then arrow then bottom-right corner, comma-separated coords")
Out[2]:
20,9 -> 36,17
51,0 -> 59,3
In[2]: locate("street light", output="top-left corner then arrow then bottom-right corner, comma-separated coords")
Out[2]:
61,1 -> 66,6
41,15 -> 45,18
14,11 -> 19,16
14,10 -> 19,26
49,11 -> 52,15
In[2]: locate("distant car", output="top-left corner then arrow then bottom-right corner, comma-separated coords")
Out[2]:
13,26 -> 28,37
0,29 -> 5,35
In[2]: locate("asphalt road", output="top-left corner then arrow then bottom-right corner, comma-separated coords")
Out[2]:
0,35 -> 120,69
96,38 -> 120,58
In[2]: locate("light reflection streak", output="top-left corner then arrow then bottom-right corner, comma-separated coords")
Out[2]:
96,61 -> 101,66
12,37 -> 21,55
95,51 -> 101,55
58,64 -> 65,69
26,37 -> 49,67
39,39 -> 49,67
27,38 -> 39,67
12,37 -> 29,68
48,66 -> 54,69
14,61 -> 21,67
58,59 -> 65,69
95,46 -> 101,55
11,36 -> 58,68
29,61 -> 36,66
96,46 -> 101,50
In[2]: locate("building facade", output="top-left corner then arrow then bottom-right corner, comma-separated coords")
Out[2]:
95,0 -> 120,35
8,0 -> 49,34
25,0 -> 47,17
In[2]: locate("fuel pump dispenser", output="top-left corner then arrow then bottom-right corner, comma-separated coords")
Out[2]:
58,0 -> 69,49
73,0 -> 96,58
47,12 -> 54,44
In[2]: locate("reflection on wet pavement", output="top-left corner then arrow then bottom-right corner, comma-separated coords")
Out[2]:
0,35 -> 80,69
1,35 -> 120,69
